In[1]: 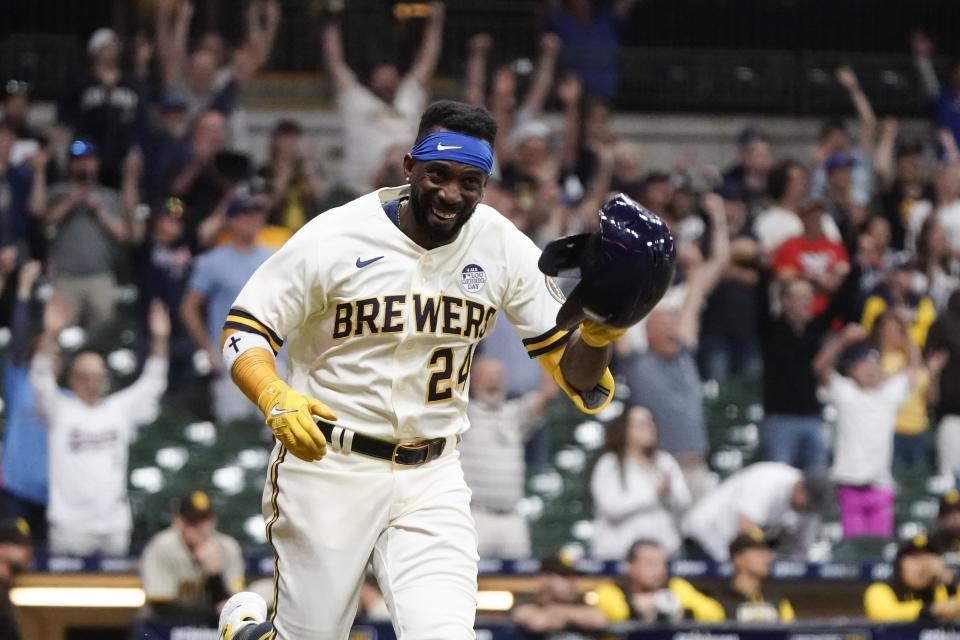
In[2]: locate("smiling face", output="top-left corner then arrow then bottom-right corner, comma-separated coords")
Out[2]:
402,138 -> 488,248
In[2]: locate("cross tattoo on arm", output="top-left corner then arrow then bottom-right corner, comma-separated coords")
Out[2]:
228,336 -> 241,353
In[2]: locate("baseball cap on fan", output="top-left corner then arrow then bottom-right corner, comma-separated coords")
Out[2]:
538,551 -> 580,576
940,489 -> 960,518
68,139 -> 98,158
508,119 -> 551,147
87,28 -> 119,55
178,491 -> 216,524
824,152 -> 855,173
0,518 -> 31,546
895,533 -> 941,562
729,528 -> 773,558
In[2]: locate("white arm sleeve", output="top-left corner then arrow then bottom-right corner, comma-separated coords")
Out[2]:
222,330 -> 273,371
29,354 -> 62,420
115,357 -> 169,427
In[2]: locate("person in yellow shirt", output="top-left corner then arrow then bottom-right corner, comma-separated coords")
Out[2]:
870,311 -> 932,470
593,539 -> 724,624
860,258 -> 937,349
864,534 -> 960,623
707,531 -> 796,623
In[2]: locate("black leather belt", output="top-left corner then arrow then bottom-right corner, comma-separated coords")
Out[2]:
316,419 -> 447,467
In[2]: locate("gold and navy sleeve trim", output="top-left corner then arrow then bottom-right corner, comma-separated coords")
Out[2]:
224,307 -> 283,354
523,326 -> 571,358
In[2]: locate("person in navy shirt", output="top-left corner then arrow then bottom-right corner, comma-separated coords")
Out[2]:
548,0 -> 641,98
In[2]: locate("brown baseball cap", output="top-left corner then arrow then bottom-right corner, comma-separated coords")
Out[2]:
729,528 -> 773,557
178,491 -> 216,525
0,518 -> 31,546
939,489 -> 960,518
539,552 -> 580,576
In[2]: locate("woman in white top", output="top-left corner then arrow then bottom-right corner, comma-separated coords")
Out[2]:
591,406 -> 692,559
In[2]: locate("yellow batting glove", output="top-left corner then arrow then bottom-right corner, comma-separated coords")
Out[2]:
256,380 -> 337,462
578,320 -> 628,348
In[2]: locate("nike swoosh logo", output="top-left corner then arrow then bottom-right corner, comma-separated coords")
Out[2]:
356,256 -> 384,268
437,143 -> 462,151
269,403 -> 298,417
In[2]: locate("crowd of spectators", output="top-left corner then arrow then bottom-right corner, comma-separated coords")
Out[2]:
2,0 -> 960,633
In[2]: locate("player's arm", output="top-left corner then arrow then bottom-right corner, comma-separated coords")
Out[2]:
669,577 -> 726,622
498,214 -> 618,413
553,603 -> 610,631
612,0 -> 642,20
180,288 -> 222,374
911,31 -> 940,101
408,2 -> 445,86
520,33 -> 561,118
155,0 -> 192,91
557,332 -> 612,393
462,33 -> 491,106
29,294 -> 72,417
321,17 -> 356,91
232,0 -> 281,86
220,227 -> 335,461
221,324 -> 332,462
836,66 -> 877,152
864,582 -> 924,621
812,323 -> 867,383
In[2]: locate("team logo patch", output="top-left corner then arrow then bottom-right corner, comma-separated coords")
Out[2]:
459,263 -> 487,293
545,275 -> 566,303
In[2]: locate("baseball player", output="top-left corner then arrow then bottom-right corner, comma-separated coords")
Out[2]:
217,100 -> 672,640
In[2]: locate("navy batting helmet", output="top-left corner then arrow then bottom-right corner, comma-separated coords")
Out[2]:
538,194 -> 676,329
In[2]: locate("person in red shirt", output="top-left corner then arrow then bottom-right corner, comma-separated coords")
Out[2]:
773,198 -> 849,315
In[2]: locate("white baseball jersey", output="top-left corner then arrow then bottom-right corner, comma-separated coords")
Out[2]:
225,185 -> 609,442
30,355 -> 167,535
223,185 -> 615,639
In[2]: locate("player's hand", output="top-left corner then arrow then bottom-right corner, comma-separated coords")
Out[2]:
556,74 -> 582,107
43,294 -> 73,334
257,380 -> 335,461
835,65 -> 859,92
193,537 -> 224,575
147,299 -> 171,340
578,320 -> 627,348
468,33 -> 492,56
427,1 -> 445,25
910,30 -> 934,57
540,32 -> 562,57
16,260 -> 42,300
927,349 -> 950,375
840,323 -> 867,343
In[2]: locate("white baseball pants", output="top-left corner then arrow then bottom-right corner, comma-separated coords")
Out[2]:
261,441 -> 478,639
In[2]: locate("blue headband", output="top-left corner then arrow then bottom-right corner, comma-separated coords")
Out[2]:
410,131 -> 494,175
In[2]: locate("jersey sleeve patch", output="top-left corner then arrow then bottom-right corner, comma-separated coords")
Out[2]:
224,307 -> 284,354
522,325 -> 571,358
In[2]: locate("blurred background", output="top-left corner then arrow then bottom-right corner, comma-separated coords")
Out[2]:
2,0 -> 960,638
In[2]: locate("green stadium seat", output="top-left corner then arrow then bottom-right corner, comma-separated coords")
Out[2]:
830,536 -> 895,562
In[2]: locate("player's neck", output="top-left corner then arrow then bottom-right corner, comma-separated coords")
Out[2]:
731,572 -> 761,598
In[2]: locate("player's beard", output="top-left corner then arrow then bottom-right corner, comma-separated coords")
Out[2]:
407,181 -> 477,244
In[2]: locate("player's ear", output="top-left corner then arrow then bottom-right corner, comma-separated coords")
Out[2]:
402,154 -> 415,181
